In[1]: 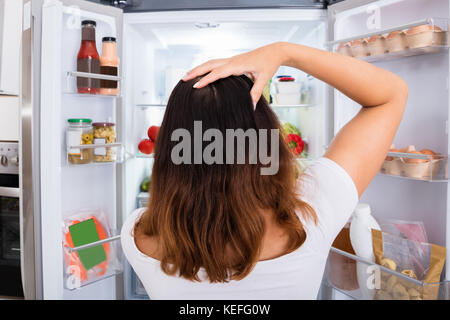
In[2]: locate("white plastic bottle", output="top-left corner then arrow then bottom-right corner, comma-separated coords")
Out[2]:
350,203 -> 381,261
349,203 -> 381,299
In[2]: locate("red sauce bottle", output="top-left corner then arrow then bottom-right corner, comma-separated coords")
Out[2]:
77,20 -> 100,94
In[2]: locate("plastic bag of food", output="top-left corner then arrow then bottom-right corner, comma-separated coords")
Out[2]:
372,229 -> 445,300
62,209 -> 121,290
379,219 -> 428,243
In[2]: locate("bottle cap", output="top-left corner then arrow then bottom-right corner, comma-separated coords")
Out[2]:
353,203 -> 371,217
67,118 -> 92,124
102,37 -> 116,42
81,20 -> 97,27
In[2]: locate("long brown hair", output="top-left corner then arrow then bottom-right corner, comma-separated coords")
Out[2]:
135,75 -> 316,282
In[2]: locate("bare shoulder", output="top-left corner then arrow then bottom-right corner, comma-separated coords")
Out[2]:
134,230 -> 163,261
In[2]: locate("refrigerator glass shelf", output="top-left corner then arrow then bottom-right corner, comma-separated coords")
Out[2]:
63,230 -> 123,291
323,247 -> 449,300
134,152 -> 155,159
136,104 -> 166,109
270,104 -> 313,109
330,17 -> 449,63
380,151 -> 448,182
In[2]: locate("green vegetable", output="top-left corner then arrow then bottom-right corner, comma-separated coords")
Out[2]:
282,122 -> 302,137
140,177 -> 150,192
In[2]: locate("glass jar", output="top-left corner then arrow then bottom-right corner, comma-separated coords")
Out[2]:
66,119 -> 94,165
77,20 -> 101,94
100,37 -> 119,96
92,122 -> 116,162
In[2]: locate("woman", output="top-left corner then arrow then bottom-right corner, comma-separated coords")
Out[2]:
121,42 -> 408,299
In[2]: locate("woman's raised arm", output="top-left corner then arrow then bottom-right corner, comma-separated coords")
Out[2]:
183,42 -> 408,196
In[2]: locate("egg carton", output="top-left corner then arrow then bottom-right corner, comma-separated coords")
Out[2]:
333,17 -> 449,60
380,151 -> 447,181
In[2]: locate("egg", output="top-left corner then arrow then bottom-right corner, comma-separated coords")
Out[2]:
420,149 -> 435,159
405,150 -> 428,164
387,30 -> 403,39
406,24 -> 443,35
386,148 -> 400,161
368,35 -> 383,42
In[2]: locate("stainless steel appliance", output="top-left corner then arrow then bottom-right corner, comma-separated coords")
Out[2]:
0,142 -> 22,297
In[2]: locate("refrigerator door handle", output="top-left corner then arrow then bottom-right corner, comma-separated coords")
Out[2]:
0,186 -> 20,198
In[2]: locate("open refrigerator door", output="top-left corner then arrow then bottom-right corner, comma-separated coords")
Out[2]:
322,0 -> 450,300
39,0 -> 124,299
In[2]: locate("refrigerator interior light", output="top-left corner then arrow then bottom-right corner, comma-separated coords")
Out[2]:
194,22 -> 220,29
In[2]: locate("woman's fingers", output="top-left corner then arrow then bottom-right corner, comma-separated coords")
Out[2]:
250,75 -> 269,108
183,59 -> 226,81
192,67 -> 231,88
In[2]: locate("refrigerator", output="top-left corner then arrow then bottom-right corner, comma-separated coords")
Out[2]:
20,0 -> 450,300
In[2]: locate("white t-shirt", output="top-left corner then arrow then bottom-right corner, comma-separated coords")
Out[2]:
121,157 -> 358,300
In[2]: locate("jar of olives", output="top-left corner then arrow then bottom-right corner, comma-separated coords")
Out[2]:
92,122 -> 116,162
66,119 -> 94,165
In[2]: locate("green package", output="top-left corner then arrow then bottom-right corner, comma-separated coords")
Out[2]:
69,218 -> 107,270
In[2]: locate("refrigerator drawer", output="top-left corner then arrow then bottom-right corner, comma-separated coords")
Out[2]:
323,247 -> 449,300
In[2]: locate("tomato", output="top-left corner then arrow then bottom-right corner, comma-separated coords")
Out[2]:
138,139 -> 154,154
147,126 -> 159,141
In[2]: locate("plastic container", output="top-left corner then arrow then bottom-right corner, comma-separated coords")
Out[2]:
92,122 -> 117,162
350,39 -> 369,58
385,31 -> 408,53
275,81 -> 301,94
350,203 -> 381,300
406,24 -> 446,49
275,93 -> 301,105
336,42 -> 352,56
350,203 -> 380,261
66,119 -> 93,165
367,35 -> 387,56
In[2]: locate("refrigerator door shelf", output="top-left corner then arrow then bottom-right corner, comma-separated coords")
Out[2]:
66,143 -> 125,165
322,247 -> 448,300
65,71 -> 122,97
63,232 -> 123,291
329,17 -> 449,63
360,46 -> 448,63
379,152 -> 448,183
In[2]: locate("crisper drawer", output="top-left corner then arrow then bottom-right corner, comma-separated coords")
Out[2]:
322,247 -> 450,300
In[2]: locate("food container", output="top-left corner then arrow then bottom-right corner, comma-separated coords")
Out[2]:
402,159 -> 431,179
275,93 -> 301,105
367,35 -> 387,56
381,158 -> 402,175
385,31 -> 408,53
275,81 -> 301,94
336,42 -> 352,56
66,118 -> 93,165
92,122 -> 117,162
406,24 -> 446,49
350,38 -> 369,58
